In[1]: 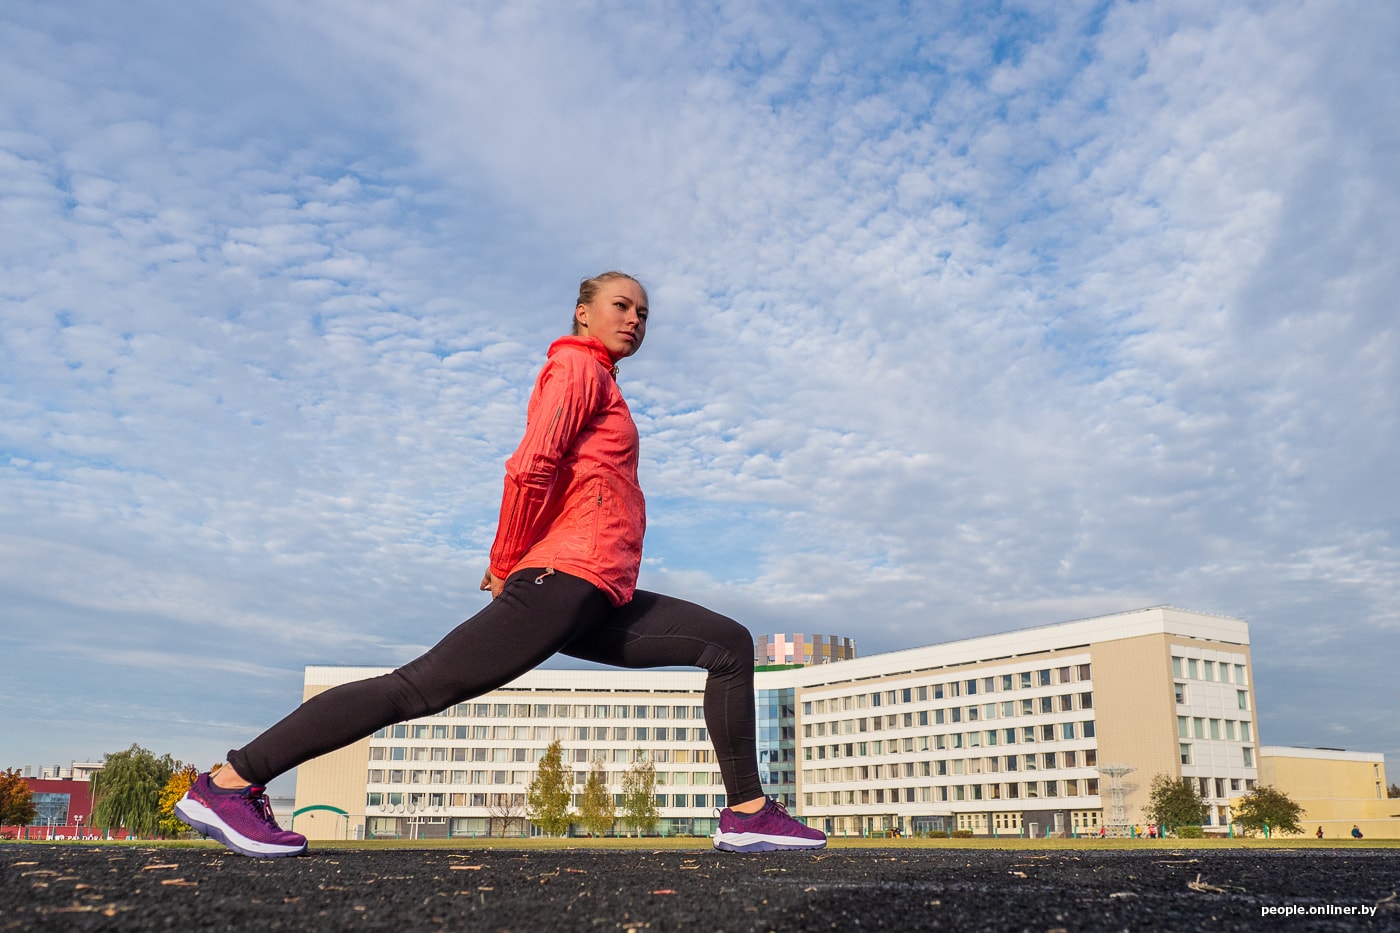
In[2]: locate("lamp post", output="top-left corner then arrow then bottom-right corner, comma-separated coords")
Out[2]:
75,814 -> 83,841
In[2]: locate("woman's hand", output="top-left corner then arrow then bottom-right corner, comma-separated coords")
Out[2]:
480,570 -> 506,599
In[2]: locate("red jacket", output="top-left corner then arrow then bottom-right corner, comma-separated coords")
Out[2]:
488,336 -> 646,605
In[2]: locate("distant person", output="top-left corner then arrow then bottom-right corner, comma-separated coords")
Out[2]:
1351,825 -> 1363,839
176,272 -> 826,857
1316,826 -> 1323,839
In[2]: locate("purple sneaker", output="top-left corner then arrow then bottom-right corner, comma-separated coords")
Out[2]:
713,798 -> 827,853
175,772 -> 307,858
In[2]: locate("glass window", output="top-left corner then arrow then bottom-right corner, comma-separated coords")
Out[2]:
1178,716 -> 1189,738
1180,744 -> 1192,765
1187,659 -> 1199,679
1238,690 -> 1249,710
1242,746 -> 1254,767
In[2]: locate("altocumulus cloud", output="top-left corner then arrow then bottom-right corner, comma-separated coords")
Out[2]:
1,0 -> 1397,778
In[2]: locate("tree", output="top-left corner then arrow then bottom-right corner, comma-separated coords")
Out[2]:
579,760 -> 615,837
1143,774 -> 1207,833
91,744 -> 180,838
1388,783 -> 1399,799
487,793 -> 526,837
157,765 -> 201,838
0,769 -> 37,827
527,740 -> 573,836
621,754 -> 659,837
1232,784 -> 1304,836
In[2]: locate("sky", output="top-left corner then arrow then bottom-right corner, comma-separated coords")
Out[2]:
3,0 -> 1397,794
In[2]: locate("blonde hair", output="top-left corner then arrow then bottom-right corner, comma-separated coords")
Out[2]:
572,271 -> 645,335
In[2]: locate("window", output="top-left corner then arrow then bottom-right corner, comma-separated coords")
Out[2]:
1242,746 -> 1254,767
1174,683 -> 1187,704
1187,659 -> 1199,679
1038,669 -> 1052,687
1180,744 -> 1192,765
1237,690 -> 1250,710
1178,716 -> 1189,738
1203,660 -> 1215,682
1083,721 -> 1095,738
1209,719 -> 1221,740
1061,722 -> 1076,740
1172,657 -> 1183,677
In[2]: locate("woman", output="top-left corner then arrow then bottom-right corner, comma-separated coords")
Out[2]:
176,272 -> 826,857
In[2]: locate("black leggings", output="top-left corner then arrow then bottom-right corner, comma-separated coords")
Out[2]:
228,569 -> 765,802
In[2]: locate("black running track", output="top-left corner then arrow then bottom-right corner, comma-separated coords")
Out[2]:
4,844 -> 1397,931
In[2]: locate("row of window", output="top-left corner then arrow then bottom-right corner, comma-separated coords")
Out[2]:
804,721 -> 1098,760
1179,744 -> 1255,767
390,702 -> 708,728
369,768 -> 722,787
804,777 -> 1102,807
1176,717 -> 1253,742
1173,682 -> 1251,709
365,790 -> 729,810
805,693 -> 1093,736
369,723 -> 712,753
803,664 -> 1093,717
804,748 -> 1099,785
1171,656 -> 1247,685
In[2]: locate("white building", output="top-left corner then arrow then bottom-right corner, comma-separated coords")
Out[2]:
294,607 -> 1260,839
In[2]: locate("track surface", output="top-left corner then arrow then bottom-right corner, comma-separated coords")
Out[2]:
4,844 -> 1398,931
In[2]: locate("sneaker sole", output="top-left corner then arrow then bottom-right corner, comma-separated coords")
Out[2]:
175,797 -> 308,858
712,832 -> 827,853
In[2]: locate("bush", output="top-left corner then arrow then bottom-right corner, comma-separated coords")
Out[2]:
1176,825 -> 1205,838
951,829 -> 975,839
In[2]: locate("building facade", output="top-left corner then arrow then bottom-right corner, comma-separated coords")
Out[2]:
294,607 -> 1261,840
754,633 -> 857,667
1257,747 -> 1396,839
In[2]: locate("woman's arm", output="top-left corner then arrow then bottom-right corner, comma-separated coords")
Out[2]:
486,353 -> 604,585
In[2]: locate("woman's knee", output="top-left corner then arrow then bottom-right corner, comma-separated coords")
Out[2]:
697,615 -> 755,674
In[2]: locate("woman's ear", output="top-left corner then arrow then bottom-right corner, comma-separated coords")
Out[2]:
574,303 -> 589,332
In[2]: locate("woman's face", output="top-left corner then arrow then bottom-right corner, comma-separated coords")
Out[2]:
575,279 -> 648,361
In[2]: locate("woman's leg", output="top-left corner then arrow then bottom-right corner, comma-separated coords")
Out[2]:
561,590 -> 766,804
228,570 -> 611,785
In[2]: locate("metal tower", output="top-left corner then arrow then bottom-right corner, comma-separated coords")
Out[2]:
1099,764 -> 1135,837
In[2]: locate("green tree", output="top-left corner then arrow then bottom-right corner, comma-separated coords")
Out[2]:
1231,784 -> 1304,836
621,754 -> 658,837
1388,783 -> 1399,799
0,769 -> 38,827
579,760 -> 614,837
526,740 -> 573,836
157,765 -> 201,838
90,744 -> 180,838
1143,774 -> 1207,833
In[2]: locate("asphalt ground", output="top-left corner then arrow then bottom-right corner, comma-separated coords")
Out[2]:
3,842 -> 1398,932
